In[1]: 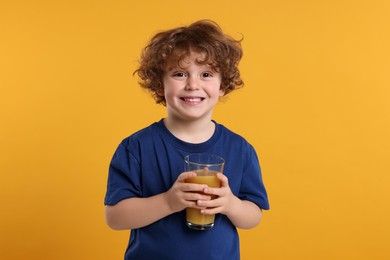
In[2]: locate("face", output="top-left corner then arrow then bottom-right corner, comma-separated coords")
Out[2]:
161,52 -> 224,122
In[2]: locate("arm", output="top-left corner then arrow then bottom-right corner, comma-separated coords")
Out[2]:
105,193 -> 171,230
198,173 -> 263,229
105,171 -> 211,230
217,195 -> 262,229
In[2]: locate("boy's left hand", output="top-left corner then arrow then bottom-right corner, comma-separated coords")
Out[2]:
196,172 -> 235,216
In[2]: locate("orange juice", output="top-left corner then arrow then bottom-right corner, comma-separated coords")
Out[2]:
186,170 -> 221,227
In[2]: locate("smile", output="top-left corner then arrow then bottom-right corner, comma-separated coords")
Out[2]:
180,97 -> 205,102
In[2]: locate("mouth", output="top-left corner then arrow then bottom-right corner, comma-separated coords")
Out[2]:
180,97 -> 205,103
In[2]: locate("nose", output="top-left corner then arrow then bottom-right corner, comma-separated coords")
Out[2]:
185,75 -> 200,90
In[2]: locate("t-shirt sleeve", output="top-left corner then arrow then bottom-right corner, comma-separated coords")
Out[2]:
104,138 -> 142,205
238,145 -> 270,210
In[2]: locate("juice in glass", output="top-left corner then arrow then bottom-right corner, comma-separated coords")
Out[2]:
184,154 -> 224,230
185,169 -> 221,230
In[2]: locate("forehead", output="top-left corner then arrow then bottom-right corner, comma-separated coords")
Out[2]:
167,51 -> 211,69
185,51 -> 206,60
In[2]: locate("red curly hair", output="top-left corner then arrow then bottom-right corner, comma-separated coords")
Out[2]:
134,20 -> 244,105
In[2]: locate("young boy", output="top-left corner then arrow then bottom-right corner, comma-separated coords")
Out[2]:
104,20 -> 269,260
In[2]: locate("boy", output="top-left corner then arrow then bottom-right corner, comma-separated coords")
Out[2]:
104,20 -> 269,260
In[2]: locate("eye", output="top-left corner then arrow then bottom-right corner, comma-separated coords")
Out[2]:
172,71 -> 187,78
201,72 -> 213,78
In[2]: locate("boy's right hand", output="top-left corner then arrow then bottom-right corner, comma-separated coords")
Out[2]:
164,171 -> 211,213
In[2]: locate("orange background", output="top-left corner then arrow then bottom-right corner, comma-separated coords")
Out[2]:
1,0 -> 390,259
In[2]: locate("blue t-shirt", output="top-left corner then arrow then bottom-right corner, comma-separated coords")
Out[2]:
105,119 -> 269,260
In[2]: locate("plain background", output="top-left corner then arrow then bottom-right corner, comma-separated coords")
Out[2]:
1,0 -> 389,259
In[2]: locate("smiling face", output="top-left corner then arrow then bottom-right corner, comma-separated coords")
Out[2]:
161,52 -> 224,123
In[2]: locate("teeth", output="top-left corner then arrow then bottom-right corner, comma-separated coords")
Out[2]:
183,98 -> 202,102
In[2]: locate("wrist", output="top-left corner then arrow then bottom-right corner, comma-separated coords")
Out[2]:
223,195 -> 241,217
161,191 -> 177,214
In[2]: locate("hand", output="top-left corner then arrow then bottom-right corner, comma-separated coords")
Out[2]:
165,171 -> 212,213
196,173 -> 236,215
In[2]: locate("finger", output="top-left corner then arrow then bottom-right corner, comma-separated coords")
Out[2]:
202,187 -> 222,197
183,198 -> 209,210
189,204 -> 208,210
197,197 -> 221,208
200,207 -> 221,215
182,183 -> 209,192
217,172 -> 229,187
184,192 -> 211,202
176,171 -> 197,182
183,200 -> 205,210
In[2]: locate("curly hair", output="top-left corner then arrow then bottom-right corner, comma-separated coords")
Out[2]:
134,20 -> 244,105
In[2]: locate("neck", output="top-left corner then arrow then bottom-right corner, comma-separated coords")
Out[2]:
163,117 -> 215,144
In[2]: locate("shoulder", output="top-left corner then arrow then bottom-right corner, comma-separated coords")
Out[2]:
218,123 -> 242,138
115,121 -> 161,157
121,122 -> 159,144
215,122 -> 258,164
217,122 -> 253,148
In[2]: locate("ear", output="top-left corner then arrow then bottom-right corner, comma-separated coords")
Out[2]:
157,90 -> 164,96
157,85 -> 165,97
219,85 -> 226,97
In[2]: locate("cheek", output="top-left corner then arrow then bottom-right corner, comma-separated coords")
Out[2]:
162,86 -> 177,101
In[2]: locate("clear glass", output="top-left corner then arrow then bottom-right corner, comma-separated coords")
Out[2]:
184,154 -> 224,230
